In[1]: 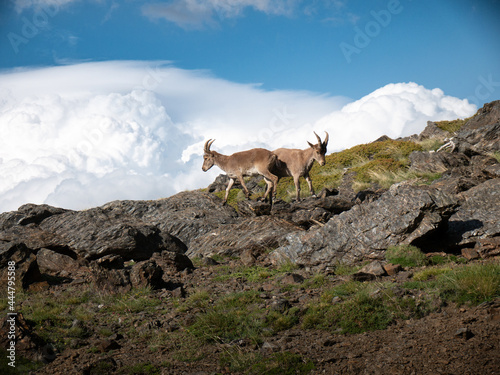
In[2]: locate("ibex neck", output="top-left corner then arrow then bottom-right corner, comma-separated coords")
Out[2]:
213,151 -> 229,169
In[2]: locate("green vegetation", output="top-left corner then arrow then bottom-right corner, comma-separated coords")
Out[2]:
302,280 -> 431,334
385,244 -> 428,268
434,118 -> 469,133
220,350 -> 315,375
438,262 -> 500,305
3,250 -> 498,374
491,151 -> 500,163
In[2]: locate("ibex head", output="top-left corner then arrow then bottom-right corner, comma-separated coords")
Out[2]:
202,139 -> 216,171
307,131 -> 329,166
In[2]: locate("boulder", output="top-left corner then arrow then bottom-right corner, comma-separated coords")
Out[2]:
99,191 -> 238,246
418,121 -> 451,141
36,248 -> 83,278
0,203 -> 68,231
129,260 -> 165,289
271,196 -> 354,229
270,185 -> 457,267
0,242 -> 42,289
187,216 -> 303,259
455,100 -> 500,155
409,151 -> 470,173
445,178 -> 500,249
39,208 -> 186,261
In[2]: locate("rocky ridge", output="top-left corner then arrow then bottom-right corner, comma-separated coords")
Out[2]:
1,100 -> 499,374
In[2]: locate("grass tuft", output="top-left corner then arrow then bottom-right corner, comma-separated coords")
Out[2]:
385,244 -> 427,268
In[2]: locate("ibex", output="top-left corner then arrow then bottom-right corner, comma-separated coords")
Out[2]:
273,131 -> 329,201
202,139 -> 279,204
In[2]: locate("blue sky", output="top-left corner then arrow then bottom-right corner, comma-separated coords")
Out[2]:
0,0 -> 498,212
1,0 -> 499,103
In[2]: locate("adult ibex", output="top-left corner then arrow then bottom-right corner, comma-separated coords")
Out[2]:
273,131 -> 329,201
202,139 -> 279,204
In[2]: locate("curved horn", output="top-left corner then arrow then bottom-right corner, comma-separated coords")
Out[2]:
204,139 -> 215,152
323,131 -> 329,146
313,131 -> 322,145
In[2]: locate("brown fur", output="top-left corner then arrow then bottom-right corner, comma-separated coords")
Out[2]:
202,140 -> 278,204
273,131 -> 329,201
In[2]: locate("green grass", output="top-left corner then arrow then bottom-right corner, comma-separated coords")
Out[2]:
385,244 -> 428,268
220,350 -> 315,375
302,280 -> 432,334
434,118 -> 469,133
438,262 -> 500,305
214,263 -> 298,283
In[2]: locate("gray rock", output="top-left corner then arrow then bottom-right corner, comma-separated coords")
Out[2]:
270,185 -> 457,267
187,216 -> 303,259
100,191 -> 238,246
409,151 -> 470,173
36,248 -> 82,278
0,242 -> 42,289
455,100 -> 500,155
39,208 -> 186,261
445,178 -> 500,248
418,121 -> 452,141
357,261 -> 387,276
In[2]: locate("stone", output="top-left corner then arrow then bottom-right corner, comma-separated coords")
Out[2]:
237,200 -> 272,216
418,121 -> 451,142
98,339 -> 121,352
187,216 -> 303,259
357,261 -> 386,277
40,209 -> 186,261
99,191 -> 238,246
0,242 -> 42,289
36,248 -> 82,277
409,151 -> 470,174
476,237 -> 500,259
129,260 -> 165,289
455,100 -> 500,155
270,185 -> 457,267
281,273 -> 305,284
445,179 -> 500,249
454,327 -> 474,340
461,248 -> 480,261
383,263 -> 402,276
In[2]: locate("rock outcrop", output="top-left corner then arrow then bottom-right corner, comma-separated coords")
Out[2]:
0,100 -> 499,289
269,185 -> 457,267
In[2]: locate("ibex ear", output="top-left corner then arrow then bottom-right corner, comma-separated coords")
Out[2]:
307,141 -> 314,148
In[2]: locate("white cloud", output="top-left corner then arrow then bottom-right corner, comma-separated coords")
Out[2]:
0,61 -> 476,213
316,82 -> 475,151
13,0 -> 79,13
142,0 -> 298,29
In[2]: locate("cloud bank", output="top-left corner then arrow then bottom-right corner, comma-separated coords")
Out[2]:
0,61 -> 475,212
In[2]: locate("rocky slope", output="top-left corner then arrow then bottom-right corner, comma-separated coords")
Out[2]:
1,101 -> 499,374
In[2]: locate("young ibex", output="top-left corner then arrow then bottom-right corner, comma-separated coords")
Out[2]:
273,131 -> 329,201
202,139 -> 279,204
